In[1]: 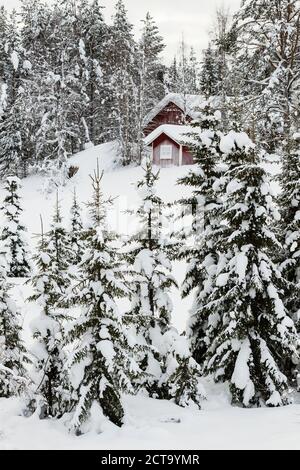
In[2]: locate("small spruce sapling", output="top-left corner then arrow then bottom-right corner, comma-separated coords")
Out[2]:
69,189 -> 84,265
125,161 -> 205,408
67,164 -> 139,433
0,255 -> 29,397
0,176 -> 32,277
45,192 -> 73,306
28,218 -> 71,418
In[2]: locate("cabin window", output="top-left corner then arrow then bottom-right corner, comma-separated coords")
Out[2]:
160,145 -> 172,160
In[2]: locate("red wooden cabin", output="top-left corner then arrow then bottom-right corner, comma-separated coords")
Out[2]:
143,93 -> 204,166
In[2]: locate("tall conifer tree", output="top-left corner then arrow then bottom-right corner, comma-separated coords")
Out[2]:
204,132 -> 299,406
0,177 -> 31,277
67,164 -> 139,432
0,256 -> 29,397
178,103 -> 224,364
29,221 -> 71,418
126,162 -> 205,408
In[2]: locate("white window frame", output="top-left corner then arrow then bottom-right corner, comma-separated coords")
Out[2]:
160,144 -> 172,160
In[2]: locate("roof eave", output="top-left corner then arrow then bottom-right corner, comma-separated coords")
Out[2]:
145,129 -> 183,146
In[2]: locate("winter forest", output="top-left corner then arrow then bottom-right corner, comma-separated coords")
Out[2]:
0,0 -> 300,450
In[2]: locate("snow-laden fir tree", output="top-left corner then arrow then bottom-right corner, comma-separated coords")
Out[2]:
199,43 -> 222,99
230,0 -> 300,151
67,164 -> 139,433
124,164 -> 171,396
0,176 -> 31,277
18,0 -> 54,176
69,189 -> 84,266
45,193 -> 73,305
165,39 -> 200,95
107,0 -> 137,165
136,12 -> 165,162
204,132 -> 299,407
125,161 -> 205,408
279,132 -> 300,332
210,5 -> 233,131
0,6 -> 7,81
20,0 -> 83,179
0,8 -> 21,103
0,77 -> 36,179
185,47 -> 200,95
28,220 -> 71,418
55,0 -> 103,155
165,57 -> 179,93
160,328 -> 205,408
177,102 -> 224,365
27,0 -> 82,188
0,9 -> 26,178
75,0 -> 108,146
1,6 -> 39,179
0,254 -> 29,397
0,96 -> 22,178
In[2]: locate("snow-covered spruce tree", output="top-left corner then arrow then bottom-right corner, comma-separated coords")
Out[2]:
0,176 -> 31,277
107,0 -> 137,165
76,0 -> 108,146
177,103 -> 224,365
27,0 -> 82,188
199,43 -> 222,99
125,161 -> 204,407
185,46 -> 200,95
0,255 -> 29,397
0,95 -> 23,178
209,5 -> 233,131
69,189 -> 84,266
165,39 -> 200,95
67,165 -> 139,433
230,0 -> 300,151
0,8 -> 34,178
136,12 -> 165,162
0,6 -> 7,80
124,163 -> 170,396
160,329 -> 205,408
18,0 -> 54,176
279,132 -> 300,332
45,193 -> 73,306
165,56 -> 179,93
0,8 -> 22,105
28,221 -> 71,418
204,133 -> 299,407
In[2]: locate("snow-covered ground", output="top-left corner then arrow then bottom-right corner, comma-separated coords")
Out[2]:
1,389 -> 300,450
0,142 -> 298,450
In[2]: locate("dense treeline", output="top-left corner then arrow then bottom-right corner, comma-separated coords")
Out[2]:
0,0 -> 167,177
1,1 -> 298,181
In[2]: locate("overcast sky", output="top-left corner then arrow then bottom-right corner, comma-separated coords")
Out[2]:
0,0 -> 242,62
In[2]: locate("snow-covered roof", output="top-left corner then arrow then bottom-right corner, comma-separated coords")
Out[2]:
144,124 -> 195,146
143,93 -> 205,126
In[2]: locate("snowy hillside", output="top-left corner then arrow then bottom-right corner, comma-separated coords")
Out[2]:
0,142 -> 194,334
0,142 -> 299,450
0,142 -> 193,236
